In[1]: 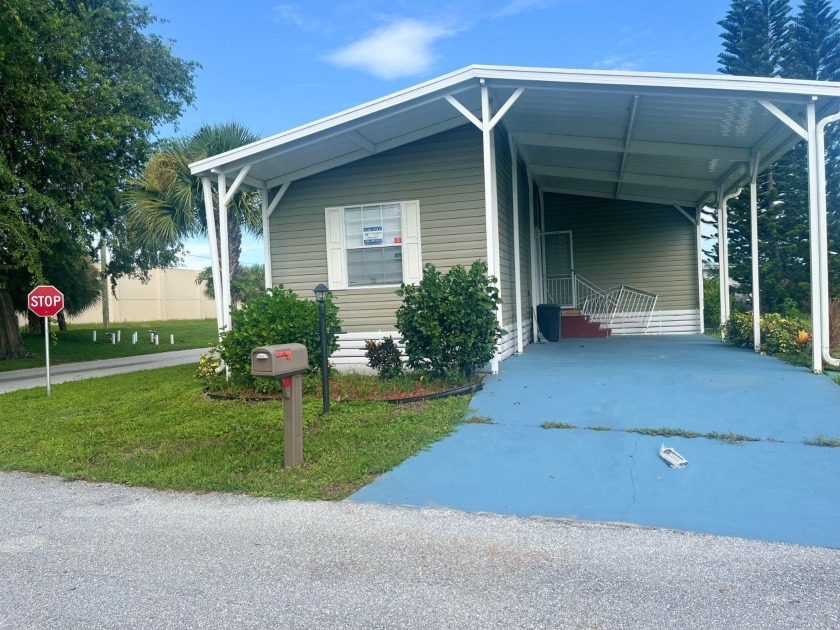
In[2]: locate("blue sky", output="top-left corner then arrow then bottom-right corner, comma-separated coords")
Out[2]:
143,0 -> 809,268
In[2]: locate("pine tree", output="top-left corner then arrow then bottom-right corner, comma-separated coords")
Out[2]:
716,0 -> 840,313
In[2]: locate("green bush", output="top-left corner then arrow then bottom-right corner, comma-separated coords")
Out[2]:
723,310 -> 809,357
396,261 -> 503,377
365,336 -> 404,379
703,278 -> 721,330
219,286 -> 341,377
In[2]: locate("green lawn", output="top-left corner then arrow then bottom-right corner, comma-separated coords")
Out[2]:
0,319 -> 218,372
0,364 -> 468,499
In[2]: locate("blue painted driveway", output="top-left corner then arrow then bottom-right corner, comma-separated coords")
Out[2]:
351,336 -> 840,548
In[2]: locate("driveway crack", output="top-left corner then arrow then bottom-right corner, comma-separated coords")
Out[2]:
621,436 -> 640,521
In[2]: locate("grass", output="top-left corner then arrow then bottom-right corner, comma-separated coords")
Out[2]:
0,364 -> 469,500
804,435 -> 840,448
627,427 -> 704,439
541,421 -> 576,429
0,319 -> 217,372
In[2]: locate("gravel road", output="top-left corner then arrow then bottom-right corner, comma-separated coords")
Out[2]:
1,471 -> 838,629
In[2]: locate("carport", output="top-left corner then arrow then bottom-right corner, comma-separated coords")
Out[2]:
190,65 -> 840,373
350,336 -> 840,548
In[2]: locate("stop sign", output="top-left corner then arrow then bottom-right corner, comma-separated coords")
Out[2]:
28,285 -> 65,317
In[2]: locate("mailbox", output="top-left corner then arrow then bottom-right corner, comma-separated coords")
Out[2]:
250,343 -> 309,470
251,343 -> 308,378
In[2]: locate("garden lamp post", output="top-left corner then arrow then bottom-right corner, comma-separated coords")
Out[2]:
314,283 -> 330,414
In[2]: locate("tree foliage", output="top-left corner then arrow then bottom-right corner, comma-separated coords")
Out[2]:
196,264 -> 266,306
0,0 -> 196,358
126,122 -> 262,287
714,0 -> 840,316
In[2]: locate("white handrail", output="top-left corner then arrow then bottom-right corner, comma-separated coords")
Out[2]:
545,273 -> 658,333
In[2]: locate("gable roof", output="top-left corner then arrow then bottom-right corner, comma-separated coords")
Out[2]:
190,64 -> 840,208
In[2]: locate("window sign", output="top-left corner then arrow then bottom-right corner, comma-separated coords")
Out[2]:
363,226 -> 383,245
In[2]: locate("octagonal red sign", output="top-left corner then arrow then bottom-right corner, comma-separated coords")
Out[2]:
28,285 -> 64,317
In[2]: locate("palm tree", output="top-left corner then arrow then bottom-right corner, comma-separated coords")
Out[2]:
125,122 -> 262,286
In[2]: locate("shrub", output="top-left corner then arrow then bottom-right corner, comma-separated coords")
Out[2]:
365,336 -> 404,379
396,261 -> 503,377
723,310 -> 808,357
195,350 -> 221,381
703,278 -> 721,330
219,286 -> 341,377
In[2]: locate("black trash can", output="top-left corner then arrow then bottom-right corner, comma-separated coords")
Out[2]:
536,304 -> 562,342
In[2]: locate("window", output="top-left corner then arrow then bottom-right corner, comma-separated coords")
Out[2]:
325,200 -> 422,290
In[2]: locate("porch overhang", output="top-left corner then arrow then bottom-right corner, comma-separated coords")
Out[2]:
189,64 -> 840,209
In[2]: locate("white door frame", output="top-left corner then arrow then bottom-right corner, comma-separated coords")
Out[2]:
542,229 -> 575,305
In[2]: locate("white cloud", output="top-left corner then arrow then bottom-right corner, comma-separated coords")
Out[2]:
324,19 -> 456,80
593,55 -> 642,71
492,0 -> 556,18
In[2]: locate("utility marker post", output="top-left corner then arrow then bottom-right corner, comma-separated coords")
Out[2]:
28,285 -> 64,397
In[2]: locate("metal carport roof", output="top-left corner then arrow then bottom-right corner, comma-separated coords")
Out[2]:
189,64 -> 840,209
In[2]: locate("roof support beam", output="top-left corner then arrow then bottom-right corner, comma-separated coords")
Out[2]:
541,186 -> 697,208
445,95 -> 482,129
222,165 -> 252,205
760,100 -> 807,141
346,130 -> 376,153
266,181 -> 291,217
531,164 -> 717,191
487,87 -> 524,131
515,132 -> 752,162
673,204 -> 697,225
211,168 -> 264,191
615,95 -> 640,199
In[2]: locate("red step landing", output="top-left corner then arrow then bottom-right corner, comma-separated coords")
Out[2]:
561,315 -> 611,338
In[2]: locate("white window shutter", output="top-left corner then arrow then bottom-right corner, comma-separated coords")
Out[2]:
325,206 -> 347,290
401,200 -> 422,285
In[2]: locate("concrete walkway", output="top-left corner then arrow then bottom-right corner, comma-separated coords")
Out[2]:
1,472 -> 838,629
352,336 -> 840,548
0,349 -> 204,393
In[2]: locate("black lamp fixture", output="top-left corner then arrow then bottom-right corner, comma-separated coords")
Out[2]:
313,283 -> 330,413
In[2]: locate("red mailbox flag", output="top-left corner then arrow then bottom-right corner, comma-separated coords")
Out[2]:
28,286 -> 64,317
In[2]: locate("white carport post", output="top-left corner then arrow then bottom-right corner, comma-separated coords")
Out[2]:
527,167 -> 540,342
695,206 -> 704,335
446,81 -> 523,372
717,187 -> 741,338
749,153 -> 761,352
217,173 -> 231,333
201,176 -> 224,340
261,189 -> 272,290
816,111 -> 840,368
510,134 -> 524,355
261,181 -> 292,291
806,100 -> 825,373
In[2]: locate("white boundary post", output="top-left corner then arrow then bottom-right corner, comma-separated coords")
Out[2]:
806,99 -> 824,374
816,111 -> 840,368
510,133 -> 524,355
749,153 -> 761,352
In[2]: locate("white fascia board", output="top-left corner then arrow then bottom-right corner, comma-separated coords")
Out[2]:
473,65 -> 840,99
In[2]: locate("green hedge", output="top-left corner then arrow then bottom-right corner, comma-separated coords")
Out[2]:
723,310 -> 809,357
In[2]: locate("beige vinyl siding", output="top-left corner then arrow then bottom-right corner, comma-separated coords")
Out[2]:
495,128 -> 516,328
268,124 -> 486,332
543,193 -> 698,311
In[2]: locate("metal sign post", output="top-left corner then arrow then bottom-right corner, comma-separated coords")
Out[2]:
44,316 -> 50,396
28,285 -> 64,397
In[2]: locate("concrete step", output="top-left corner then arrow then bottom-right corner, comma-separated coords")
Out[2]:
560,315 -> 611,338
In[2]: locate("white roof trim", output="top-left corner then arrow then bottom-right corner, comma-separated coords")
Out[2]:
189,64 -> 840,177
